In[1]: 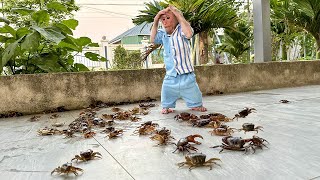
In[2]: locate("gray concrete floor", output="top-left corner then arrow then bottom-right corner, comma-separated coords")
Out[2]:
1,85 -> 320,180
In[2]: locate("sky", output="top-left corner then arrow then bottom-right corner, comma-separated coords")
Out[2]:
73,0 -> 153,43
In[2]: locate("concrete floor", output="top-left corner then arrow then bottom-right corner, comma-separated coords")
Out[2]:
1,85 -> 320,180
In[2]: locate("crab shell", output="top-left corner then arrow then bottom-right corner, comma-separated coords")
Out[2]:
242,123 -> 255,131
185,153 -> 206,165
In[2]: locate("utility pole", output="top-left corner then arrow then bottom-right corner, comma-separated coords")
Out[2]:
253,0 -> 272,62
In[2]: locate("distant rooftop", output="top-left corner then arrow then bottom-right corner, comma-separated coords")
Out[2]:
109,22 -> 153,44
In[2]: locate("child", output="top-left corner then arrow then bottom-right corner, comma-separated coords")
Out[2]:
150,5 -> 207,114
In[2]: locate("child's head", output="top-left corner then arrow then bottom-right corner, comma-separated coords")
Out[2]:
160,10 -> 178,34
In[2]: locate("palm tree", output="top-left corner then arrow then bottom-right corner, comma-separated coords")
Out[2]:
271,0 -> 320,59
219,21 -> 252,63
133,0 -> 238,64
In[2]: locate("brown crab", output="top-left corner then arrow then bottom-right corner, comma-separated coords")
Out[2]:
173,134 -> 203,153
178,153 -> 221,171
84,131 -> 96,138
51,162 -> 83,176
150,127 -> 175,145
174,112 -> 199,121
108,129 -> 124,139
71,149 -> 102,162
238,123 -> 264,133
62,129 -> 75,138
133,121 -> 159,135
233,107 -> 256,120
29,115 -> 41,122
210,125 -> 235,136
211,135 -> 269,154
38,127 -> 61,136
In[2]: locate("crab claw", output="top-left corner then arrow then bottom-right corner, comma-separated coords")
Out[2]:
186,134 -> 203,144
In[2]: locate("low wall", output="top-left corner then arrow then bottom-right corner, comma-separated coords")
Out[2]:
1,61 -> 320,114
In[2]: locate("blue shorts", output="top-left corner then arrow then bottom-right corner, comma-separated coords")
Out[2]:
161,72 -> 203,108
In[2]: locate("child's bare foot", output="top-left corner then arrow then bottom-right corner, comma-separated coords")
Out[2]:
161,108 -> 174,114
191,106 -> 207,112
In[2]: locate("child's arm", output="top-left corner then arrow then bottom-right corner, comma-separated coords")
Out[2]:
150,9 -> 167,43
169,5 -> 193,39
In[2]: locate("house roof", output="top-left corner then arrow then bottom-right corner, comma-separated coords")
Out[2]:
109,22 -> 153,44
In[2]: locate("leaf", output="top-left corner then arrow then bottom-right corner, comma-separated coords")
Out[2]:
58,36 -> 80,51
73,63 -> 90,71
85,52 -> 106,62
1,38 -> 21,69
88,43 -> 99,47
16,27 -> 31,39
11,8 -> 35,16
32,26 -> 65,44
61,19 -> 78,30
75,37 -> 92,47
0,17 -> 10,24
21,31 -> 41,52
32,10 -> 50,26
0,25 -> 16,38
54,23 -> 73,35
0,35 -> 8,43
46,2 -> 68,12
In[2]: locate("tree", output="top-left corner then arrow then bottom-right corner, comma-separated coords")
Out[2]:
0,0 -> 105,74
218,21 -> 252,63
133,0 -> 238,64
112,45 -> 144,69
270,0 -> 320,59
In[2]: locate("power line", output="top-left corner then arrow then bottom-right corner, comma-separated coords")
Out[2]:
81,6 -> 134,17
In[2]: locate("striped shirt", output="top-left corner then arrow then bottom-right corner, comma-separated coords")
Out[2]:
154,24 -> 194,77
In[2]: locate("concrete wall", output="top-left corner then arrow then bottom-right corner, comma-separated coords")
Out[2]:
1,61 -> 320,114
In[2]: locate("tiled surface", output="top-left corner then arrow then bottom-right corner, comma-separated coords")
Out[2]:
1,85 -> 320,180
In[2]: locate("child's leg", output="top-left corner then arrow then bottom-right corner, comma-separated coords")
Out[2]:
180,73 -> 207,112
161,75 -> 179,114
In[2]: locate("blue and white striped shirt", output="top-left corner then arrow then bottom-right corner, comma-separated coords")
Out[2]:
154,24 -> 194,77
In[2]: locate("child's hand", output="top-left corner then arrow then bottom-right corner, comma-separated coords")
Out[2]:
154,9 -> 168,22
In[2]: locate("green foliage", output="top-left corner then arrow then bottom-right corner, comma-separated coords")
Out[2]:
270,0 -> 320,59
112,46 -> 144,69
0,0 -> 105,74
133,0 -> 238,35
218,21 -> 252,63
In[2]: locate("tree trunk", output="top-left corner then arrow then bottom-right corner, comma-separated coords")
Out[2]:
199,31 -> 208,65
316,38 -> 320,59
281,40 -> 287,61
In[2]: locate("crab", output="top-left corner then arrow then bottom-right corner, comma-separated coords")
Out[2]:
233,107 -> 256,120
208,113 -> 232,122
173,134 -> 203,153
52,122 -> 64,127
101,127 -> 116,133
50,113 -> 60,119
92,117 -> 106,127
209,126 -> 235,136
29,115 -> 41,122
108,129 -> 124,139
192,119 -> 212,127
178,153 -> 221,171
133,121 -> 158,135
211,135 -> 269,154
51,162 -> 83,176
174,112 -> 199,121
71,149 -> 102,162
38,127 -> 61,136
83,131 -> 96,138
150,127 -> 175,145
280,99 -> 290,103
62,129 -> 75,138
238,123 -> 263,133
